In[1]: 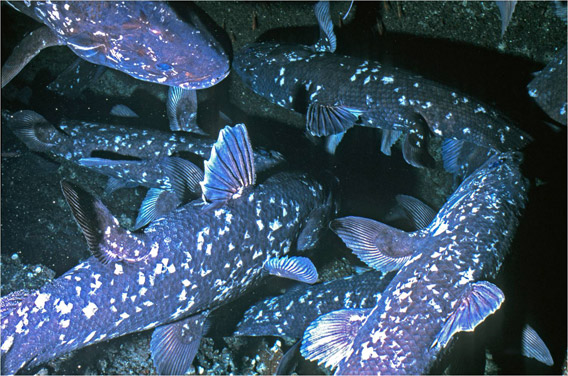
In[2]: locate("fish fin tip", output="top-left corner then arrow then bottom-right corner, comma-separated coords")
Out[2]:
150,312 -> 209,375
110,104 -> 139,118
521,324 -> 554,366
402,132 -> 435,169
330,216 -> 415,272
380,129 -> 403,156
167,87 -> 205,134
133,188 -> 180,230
324,131 -> 346,155
265,256 -> 318,284
395,194 -> 436,230
163,157 -> 204,199
432,281 -> 504,350
301,308 -> 371,370
201,124 -> 255,206
307,102 -> 359,137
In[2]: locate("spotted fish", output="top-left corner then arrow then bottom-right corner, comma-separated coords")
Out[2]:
0,124 -> 337,375
3,110 -> 284,193
234,42 -> 532,168
2,1 -> 229,89
301,152 -> 528,374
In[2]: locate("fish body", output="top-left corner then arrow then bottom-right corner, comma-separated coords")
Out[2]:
0,124 -> 336,375
3,1 -> 229,89
235,271 -> 393,341
527,46 -> 567,125
234,43 -> 531,156
302,152 -> 528,374
3,110 -> 284,191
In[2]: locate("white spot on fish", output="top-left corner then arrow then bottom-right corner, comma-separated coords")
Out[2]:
381,76 -> 394,84
34,293 -> 51,310
82,302 -> 98,319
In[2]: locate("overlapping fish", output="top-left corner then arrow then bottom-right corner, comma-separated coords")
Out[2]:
0,124 -> 337,375
300,152 -> 528,374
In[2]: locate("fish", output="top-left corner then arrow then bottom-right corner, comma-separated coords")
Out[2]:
235,270 -> 393,342
300,151 -> 529,374
0,124 -> 338,375
2,1 -> 230,89
527,46 -> 567,126
2,110 -> 285,193
235,194 -> 435,341
233,42 -> 532,169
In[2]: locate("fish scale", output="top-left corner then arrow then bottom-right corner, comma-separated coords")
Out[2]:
234,42 -> 531,153
1,125 -> 336,375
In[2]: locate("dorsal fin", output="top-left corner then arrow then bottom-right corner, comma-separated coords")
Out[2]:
4,110 -> 68,152
200,124 -> 255,208
60,180 -> 149,265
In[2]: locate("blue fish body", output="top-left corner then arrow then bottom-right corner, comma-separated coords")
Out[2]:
4,1 -> 229,89
234,43 -> 531,155
235,271 -> 393,341
302,152 -> 528,374
3,110 -> 284,191
0,125 -> 336,375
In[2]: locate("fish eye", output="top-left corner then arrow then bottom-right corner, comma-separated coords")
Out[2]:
156,63 -> 173,71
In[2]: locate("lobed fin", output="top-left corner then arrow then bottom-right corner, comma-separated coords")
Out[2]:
306,102 -> 360,137
167,87 -> 206,134
133,188 -> 181,231
330,216 -> 417,273
521,324 -> 554,366
110,104 -> 139,118
150,311 -> 209,375
4,110 -> 67,152
431,281 -> 504,350
264,256 -> 318,284
301,308 -> 371,370
313,1 -> 337,53
380,129 -> 403,156
60,180 -> 149,265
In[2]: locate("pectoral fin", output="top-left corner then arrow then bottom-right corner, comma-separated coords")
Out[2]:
330,216 -> 417,273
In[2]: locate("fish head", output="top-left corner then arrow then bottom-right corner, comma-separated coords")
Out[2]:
116,4 -> 230,89
61,2 -> 230,89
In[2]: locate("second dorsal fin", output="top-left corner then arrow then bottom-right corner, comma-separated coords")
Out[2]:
200,124 -> 255,208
